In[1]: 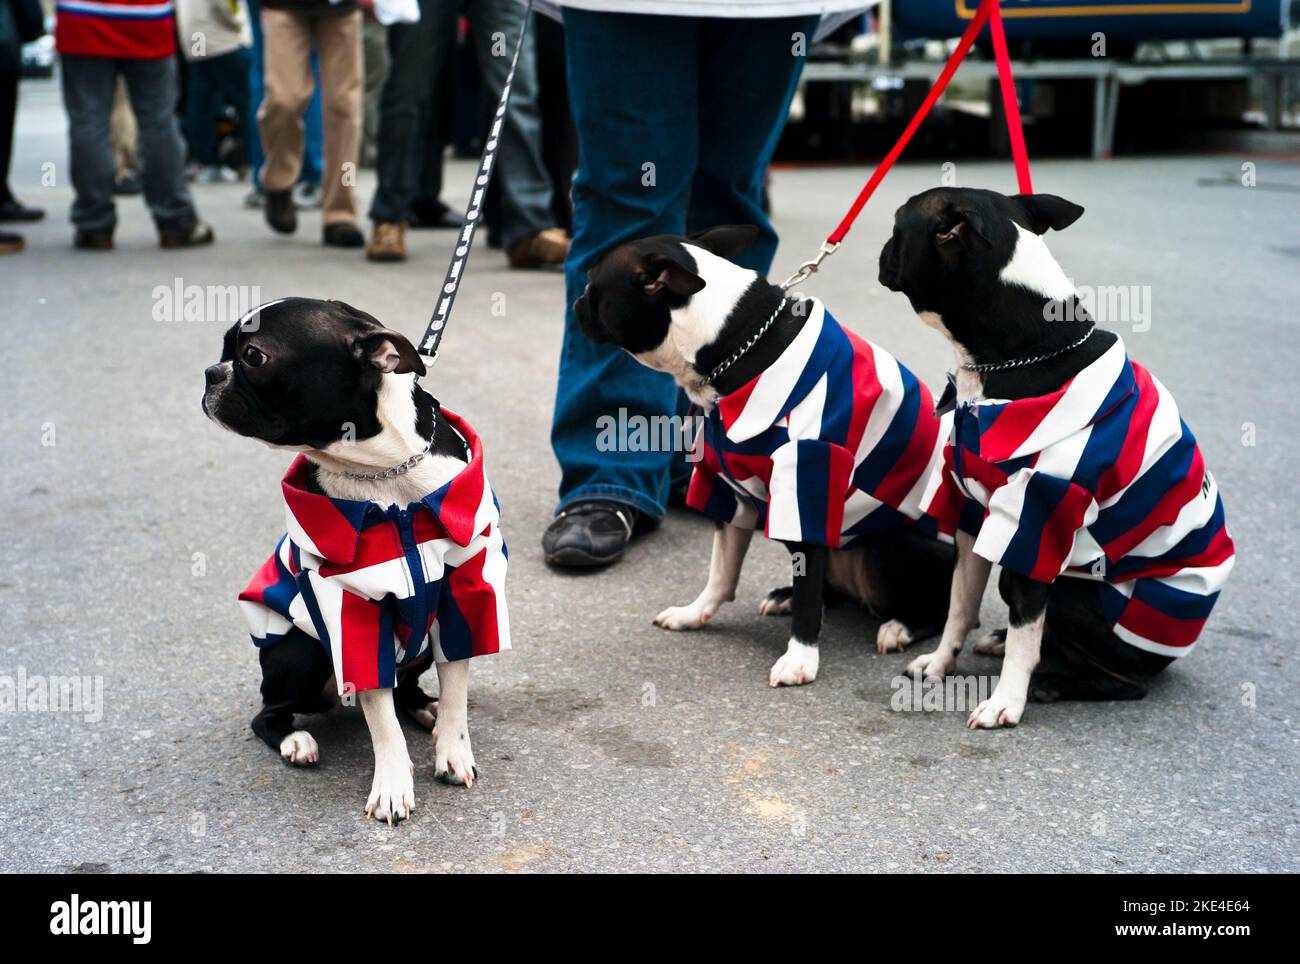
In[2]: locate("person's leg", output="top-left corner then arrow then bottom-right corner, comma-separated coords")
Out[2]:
301,56 -> 325,186
110,76 -> 137,180
467,0 -> 556,253
247,0 -> 266,183
185,58 -> 220,167
368,0 -> 456,225
208,48 -> 254,171
59,55 -> 119,233
689,15 -> 819,274
0,71 -> 18,204
258,8 -> 314,195
550,11 -> 699,522
120,55 -> 201,232
360,16 -> 389,167
312,9 -> 363,226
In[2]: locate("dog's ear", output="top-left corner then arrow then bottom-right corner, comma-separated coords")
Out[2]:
643,252 -> 706,297
687,224 -> 760,260
1012,194 -> 1084,234
353,329 -> 426,376
936,205 -> 991,248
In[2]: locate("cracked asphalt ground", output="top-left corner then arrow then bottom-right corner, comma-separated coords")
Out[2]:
2,81 -> 1297,872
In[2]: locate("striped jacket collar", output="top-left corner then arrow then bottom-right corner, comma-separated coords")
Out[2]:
280,408 -> 489,563
714,297 -> 837,444
956,336 -> 1136,463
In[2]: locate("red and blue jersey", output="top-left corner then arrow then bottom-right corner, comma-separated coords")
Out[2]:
55,0 -> 178,59
946,336 -> 1234,658
686,298 -> 966,548
239,409 -> 510,695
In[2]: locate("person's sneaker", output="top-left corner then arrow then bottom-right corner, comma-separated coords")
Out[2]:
366,222 -> 407,262
243,187 -> 264,209
323,222 -> 365,248
74,227 -> 114,251
292,181 -> 323,209
159,221 -> 216,249
542,501 -> 641,568
508,226 -> 570,270
264,189 -> 296,234
0,230 -> 24,254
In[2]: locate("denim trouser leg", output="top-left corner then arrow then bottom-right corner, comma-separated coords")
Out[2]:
61,55 -> 118,231
248,0 -> 324,187
119,56 -> 200,229
368,0 -> 457,224
468,0 -> 554,251
185,60 -> 220,166
687,16 -> 820,274
550,11 -> 815,519
551,11 -> 702,519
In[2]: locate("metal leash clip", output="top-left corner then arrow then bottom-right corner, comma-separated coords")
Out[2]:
779,240 -> 839,292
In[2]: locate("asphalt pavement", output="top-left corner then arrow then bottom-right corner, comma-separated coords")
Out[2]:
1,80 -> 1297,873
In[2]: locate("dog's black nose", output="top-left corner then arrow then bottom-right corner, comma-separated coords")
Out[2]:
204,364 -> 228,387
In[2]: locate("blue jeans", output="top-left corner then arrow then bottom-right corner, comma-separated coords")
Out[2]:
551,11 -> 818,519
61,54 -> 198,232
247,0 -> 323,186
185,47 -> 253,168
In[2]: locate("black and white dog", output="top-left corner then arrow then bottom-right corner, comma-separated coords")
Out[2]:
880,188 -> 1234,728
576,226 -> 962,687
203,298 -> 509,822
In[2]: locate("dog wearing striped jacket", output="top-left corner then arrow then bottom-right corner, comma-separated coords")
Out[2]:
203,298 -> 509,823
880,188 -> 1234,728
575,226 -> 967,687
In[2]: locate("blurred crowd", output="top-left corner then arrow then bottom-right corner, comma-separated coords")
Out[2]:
0,0 -> 572,265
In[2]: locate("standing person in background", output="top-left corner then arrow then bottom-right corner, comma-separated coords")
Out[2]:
256,0 -> 362,246
55,0 -> 215,250
243,0 -> 325,209
178,0 -> 254,182
366,0 -> 566,267
542,4 -> 858,569
0,0 -> 45,253
359,0 -> 388,168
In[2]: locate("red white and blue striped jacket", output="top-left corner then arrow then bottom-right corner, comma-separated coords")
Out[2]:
55,0 -> 177,59
686,298 -> 967,548
945,336 -> 1234,657
239,409 -> 510,695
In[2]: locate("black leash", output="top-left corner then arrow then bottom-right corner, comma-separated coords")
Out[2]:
416,0 -> 535,371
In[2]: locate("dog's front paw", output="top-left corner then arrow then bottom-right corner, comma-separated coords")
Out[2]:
279,730 -> 320,766
769,639 -> 819,687
434,727 -> 477,788
875,619 -> 915,654
654,602 -> 713,631
907,649 -> 955,681
968,684 -> 1027,729
365,755 -> 415,825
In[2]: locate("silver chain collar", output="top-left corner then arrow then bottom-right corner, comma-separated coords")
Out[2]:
959,325 -> 1096,374
707,298 -> 790,384
320,434 -> 436,482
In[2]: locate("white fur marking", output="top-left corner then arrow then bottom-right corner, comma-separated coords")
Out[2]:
999,223 -> 1078,303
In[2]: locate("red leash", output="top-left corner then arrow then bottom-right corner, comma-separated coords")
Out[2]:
782,0 -> 1032,288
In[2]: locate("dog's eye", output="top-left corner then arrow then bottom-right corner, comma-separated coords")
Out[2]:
242,345 -> 267,368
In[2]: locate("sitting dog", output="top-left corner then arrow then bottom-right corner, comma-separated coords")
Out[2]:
575,225 -> 967,687
202,298 -> 510,823
879,188 -> 1235,728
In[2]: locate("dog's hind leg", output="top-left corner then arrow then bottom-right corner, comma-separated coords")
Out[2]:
252,628 -> 333,765
394,653 -> 438,730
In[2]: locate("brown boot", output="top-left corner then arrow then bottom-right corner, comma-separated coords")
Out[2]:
507,226 -> 569,270
367,221 -> 407,262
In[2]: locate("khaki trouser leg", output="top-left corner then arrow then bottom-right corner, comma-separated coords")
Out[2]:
313,10 -> 363,225
258,8 -> 315,194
